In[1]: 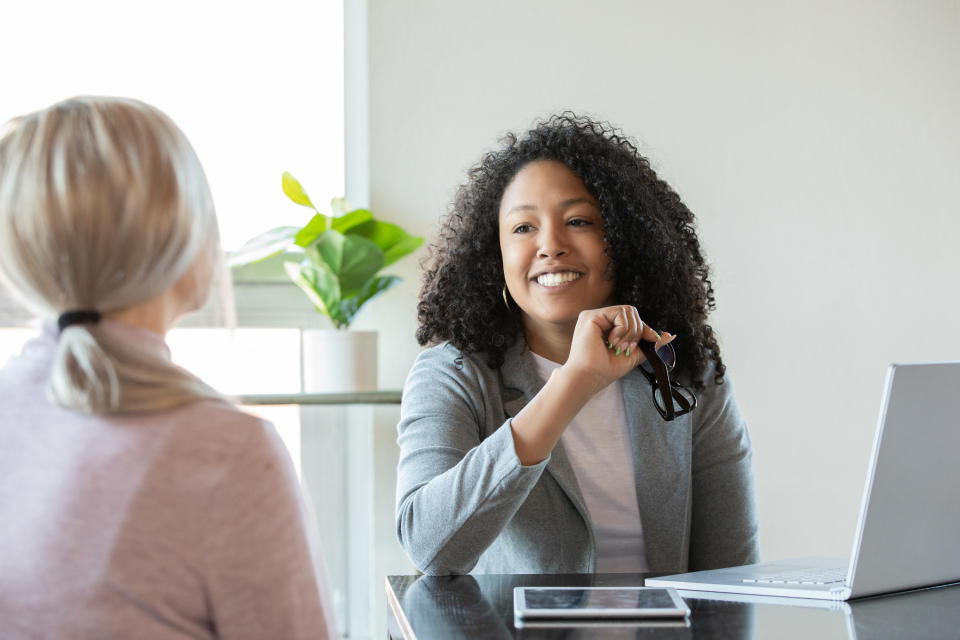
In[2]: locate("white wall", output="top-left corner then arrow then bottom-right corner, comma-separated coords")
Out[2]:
355,0 -> 960,564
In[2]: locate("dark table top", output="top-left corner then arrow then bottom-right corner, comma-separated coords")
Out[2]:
386,573 -> 960,639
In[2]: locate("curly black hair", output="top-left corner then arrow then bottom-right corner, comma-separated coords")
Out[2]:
416,113 -> 725,387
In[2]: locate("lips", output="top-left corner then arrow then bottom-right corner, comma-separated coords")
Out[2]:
535,271 -> 582,287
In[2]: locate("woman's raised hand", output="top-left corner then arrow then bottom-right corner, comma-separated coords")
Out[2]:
509,305 -> 674,465
564,305 -> 674,396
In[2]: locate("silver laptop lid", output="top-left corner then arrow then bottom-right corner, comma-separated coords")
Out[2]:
848,362 -> 960,598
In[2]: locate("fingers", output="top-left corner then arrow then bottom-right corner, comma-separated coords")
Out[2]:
640,322 -> 661,344
599,305 -> 669,358
568,305 -> 677,393
656,331 -> 676,347
578,305 -> 675,360
602,305 -> 634,356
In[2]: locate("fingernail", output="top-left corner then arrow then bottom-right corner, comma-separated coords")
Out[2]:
625,347 -> 631,357
615,347 -> 621,356
607,341 -> 614,349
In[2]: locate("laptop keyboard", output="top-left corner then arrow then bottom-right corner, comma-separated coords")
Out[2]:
743,567 -> 847,586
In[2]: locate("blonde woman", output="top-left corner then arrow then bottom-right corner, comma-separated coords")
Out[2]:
0,97 -> 336,639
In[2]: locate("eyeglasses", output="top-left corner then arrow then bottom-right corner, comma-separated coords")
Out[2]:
637,340 -> 697,421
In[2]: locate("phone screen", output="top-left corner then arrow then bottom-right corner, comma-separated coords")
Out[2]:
524,588 -> 679,610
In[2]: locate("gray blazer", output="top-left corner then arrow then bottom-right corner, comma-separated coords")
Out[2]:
395,340 -> 759,575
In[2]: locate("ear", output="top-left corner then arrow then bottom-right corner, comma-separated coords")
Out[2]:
173,253 -> 214,315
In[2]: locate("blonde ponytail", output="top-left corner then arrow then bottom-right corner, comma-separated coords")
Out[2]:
0,96 -> 224,414
50,325 -> 120,413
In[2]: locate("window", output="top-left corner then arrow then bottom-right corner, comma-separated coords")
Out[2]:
0,0 -> 344,251
0,0 -> 346,463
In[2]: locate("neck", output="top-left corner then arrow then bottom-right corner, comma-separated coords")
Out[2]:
103,291 -> 180,337
523,319 -> 575,364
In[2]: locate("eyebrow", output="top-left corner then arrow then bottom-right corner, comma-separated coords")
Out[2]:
506,197 -> 599,215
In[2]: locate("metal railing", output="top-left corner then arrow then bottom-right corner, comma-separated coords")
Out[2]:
239,390 -> 401,406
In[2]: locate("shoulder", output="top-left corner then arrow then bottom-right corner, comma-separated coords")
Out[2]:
695,356 -> 737,400
173,399 -> 275,438
406,341 -> 498,392
402,342 -> 504,426
411,341 -> 492,370
685,356 -> 747,436
675,351 -> 736,402
157,400 -> 288,475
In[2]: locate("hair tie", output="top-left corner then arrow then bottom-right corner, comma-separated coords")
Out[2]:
57,309 -> 102,332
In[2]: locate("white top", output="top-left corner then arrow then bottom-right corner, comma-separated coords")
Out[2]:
531,353 -> 649,573
0,322 -> 337,639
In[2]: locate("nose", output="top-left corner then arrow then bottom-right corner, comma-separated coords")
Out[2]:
537,222 -> 568,258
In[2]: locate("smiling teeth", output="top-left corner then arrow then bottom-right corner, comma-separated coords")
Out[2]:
537,272 -> 581,287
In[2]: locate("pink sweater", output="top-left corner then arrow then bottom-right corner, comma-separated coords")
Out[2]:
0,322 -> 336,639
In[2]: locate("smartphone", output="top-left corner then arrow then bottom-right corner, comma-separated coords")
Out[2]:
513,586 -> 690,619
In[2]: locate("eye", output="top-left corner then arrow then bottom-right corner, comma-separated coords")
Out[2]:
567,217 -> 594,227
512,223 -> 534,234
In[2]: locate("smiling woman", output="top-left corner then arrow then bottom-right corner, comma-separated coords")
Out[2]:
498,160 -> 615,360
396,113 -> 759,576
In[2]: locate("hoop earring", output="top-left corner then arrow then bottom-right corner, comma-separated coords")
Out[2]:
502,285 -> 513,313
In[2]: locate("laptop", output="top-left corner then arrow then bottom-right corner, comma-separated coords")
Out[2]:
646,361 -> 960,601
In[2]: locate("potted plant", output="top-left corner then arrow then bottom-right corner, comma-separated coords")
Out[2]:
230,171 -> 423,328
230,172 -> 423,391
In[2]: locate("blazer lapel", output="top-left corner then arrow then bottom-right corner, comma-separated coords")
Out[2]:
622,369 -> 693,571
499,342 -> 593,530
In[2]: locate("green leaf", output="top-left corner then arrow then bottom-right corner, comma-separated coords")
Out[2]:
338,275 -> 400,326
382,235 -> 424,267
282,171 -> 316,209
346,219 -> 424,267
309,230 -> 384,297
227,226 -> 298,266
331,208 -> 373,234
294,213 -> 332,247
284,260 -> 347,327
284,261 -> 329,315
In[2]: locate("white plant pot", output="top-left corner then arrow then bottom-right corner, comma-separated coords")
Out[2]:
301,329 -> 378,393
